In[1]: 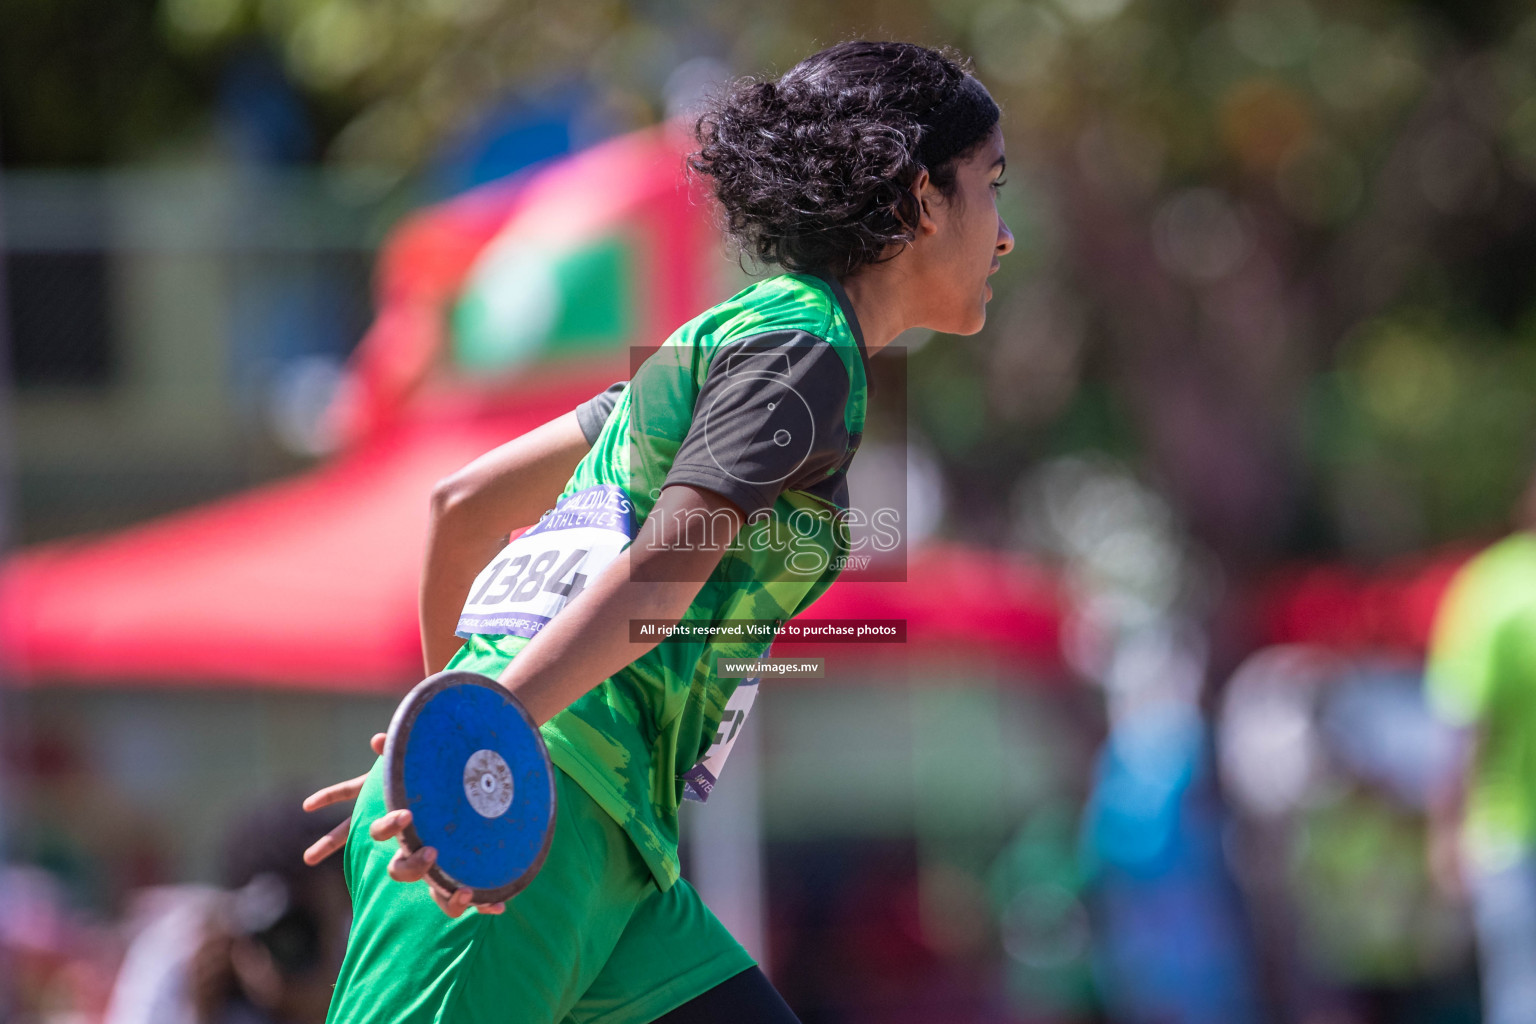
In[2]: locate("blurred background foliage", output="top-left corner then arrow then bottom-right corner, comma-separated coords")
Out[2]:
5,0 -> 1536,570
6,4 -> 1535,1020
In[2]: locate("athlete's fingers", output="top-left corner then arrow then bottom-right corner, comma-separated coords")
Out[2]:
422,878 -> 476,918
423,877 -> 451,911
439,888 -> 502,915
426,882 -> 456,917
302,773 -> 368,812
301,733 -> 385,812
302,817 -> 351,866
421,875 -> 501,916
368,809 -> 412,842
386,843 -> 436,883
442,886 -> 475,918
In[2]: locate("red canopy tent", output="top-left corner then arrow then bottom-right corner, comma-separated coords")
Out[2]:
0,372 -> 610,691
0,412 -> 1066,691
0,126 -> 1069,692
1252,546 -> 1478,657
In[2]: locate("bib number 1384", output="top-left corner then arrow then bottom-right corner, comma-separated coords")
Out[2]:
455,484 -> 635,641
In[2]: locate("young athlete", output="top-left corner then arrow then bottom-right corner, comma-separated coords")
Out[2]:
303,40 -> 1013,1023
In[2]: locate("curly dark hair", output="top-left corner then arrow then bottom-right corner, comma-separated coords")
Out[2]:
688,40 -> 997,277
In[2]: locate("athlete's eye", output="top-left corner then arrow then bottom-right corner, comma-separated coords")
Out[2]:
991,178 -> 1008,191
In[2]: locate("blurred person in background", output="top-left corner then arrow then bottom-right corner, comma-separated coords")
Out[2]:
103,797 -> 349,1024
302,38 -> 1012,1024
1424,466 -> 1536,1024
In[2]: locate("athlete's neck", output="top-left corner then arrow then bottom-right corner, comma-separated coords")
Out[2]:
836,264 -> 922,355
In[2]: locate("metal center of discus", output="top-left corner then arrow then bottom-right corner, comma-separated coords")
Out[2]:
462,749 -> 513,818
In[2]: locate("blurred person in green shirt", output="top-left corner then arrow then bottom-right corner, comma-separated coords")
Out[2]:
1425,471 -> 1536,1024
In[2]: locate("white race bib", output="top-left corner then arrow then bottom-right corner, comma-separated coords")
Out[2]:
681,677 -> 759,803
456,484 -> 634,640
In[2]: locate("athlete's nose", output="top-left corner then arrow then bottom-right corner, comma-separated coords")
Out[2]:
996,215 -> 1015,257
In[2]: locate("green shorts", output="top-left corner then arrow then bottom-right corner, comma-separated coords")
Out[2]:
325,758 -> 754,1024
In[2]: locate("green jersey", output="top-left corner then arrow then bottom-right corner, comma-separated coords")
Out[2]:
1426,532 -> 1536,871
448,269 -> 870,888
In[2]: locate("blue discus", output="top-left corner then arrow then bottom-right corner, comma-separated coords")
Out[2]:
382,671 -> 556,903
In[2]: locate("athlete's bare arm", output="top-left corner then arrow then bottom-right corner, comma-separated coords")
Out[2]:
308,482 -> 746,918
303,410 -> 591,876
491,481 -> 743,725
419,410 -> 592,676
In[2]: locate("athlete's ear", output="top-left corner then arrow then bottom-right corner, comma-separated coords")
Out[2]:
910,168 -> 940,238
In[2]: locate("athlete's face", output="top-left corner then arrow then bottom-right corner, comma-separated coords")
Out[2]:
913,125 -> 1014,335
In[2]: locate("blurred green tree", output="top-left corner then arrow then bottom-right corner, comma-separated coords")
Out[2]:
6,0 -> 1536,567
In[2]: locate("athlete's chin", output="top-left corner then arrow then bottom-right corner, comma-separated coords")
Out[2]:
952,306 -> 988,336
931,295 -> 989,335
964,284 -> 994,334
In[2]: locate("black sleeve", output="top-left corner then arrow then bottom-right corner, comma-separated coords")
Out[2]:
662,330 -> 851,520
652,966 -> 801,1023
574,380 -> 627,445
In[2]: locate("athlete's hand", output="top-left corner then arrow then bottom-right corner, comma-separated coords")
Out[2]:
301,732 -> 505,915
302,732 -> 388,866
365,807 -> 507,917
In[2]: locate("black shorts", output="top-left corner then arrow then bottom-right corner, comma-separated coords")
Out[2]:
653,966 -> 800,1023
